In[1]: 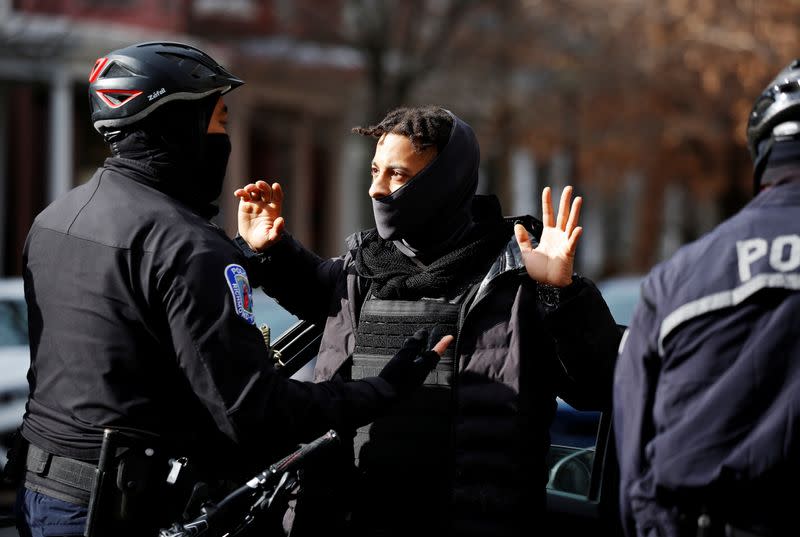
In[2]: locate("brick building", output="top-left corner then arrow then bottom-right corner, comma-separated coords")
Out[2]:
1,0 -> 786,281
0,0 -> 367,277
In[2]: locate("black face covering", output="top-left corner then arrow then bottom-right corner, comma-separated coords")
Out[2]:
107,94 -> 228,218
198,132 -> 232,204
372,111 -> 480,256
758,137 -> 800,193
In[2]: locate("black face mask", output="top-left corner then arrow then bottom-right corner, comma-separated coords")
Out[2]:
371,112 -> 480,256
108,95 -> 229,217
196,133 -> 231,205
757,137 -> 800,194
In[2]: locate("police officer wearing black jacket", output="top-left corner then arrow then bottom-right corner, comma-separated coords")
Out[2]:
614,59 -> 800,537
10,42 -> 450,537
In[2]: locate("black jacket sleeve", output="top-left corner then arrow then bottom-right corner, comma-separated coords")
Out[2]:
612,285 -> 660,537
157,239 -> 396,451
241,233 -> 346,323
541,276 -> 623,410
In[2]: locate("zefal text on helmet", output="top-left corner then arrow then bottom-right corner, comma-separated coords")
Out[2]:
148,88 -> 166,102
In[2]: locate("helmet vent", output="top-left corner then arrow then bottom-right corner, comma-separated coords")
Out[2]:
776,80 -> 800,95
190,63 -> 215,79
157,52 -> 190,66
95,89 -> 142,108
101,63 -> 136,79
751,96 -> 774,120
158,51 -> 218,79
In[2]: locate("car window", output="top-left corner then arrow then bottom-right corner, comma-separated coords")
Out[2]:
252,289 -> 299,338
547,398 -> 600,497
251,290 -> 317,381
545,275 -> 643,498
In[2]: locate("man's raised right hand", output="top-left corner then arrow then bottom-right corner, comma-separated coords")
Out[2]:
234,180 -> 285,251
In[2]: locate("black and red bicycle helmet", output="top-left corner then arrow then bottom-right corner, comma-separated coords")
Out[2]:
747,59 -> 800,158
746,59 -> 800,192
88,41 -> 243,134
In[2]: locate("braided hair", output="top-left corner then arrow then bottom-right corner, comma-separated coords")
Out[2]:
353,106 -> 453,154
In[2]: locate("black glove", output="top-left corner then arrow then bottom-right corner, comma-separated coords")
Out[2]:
378,328 -> 441,396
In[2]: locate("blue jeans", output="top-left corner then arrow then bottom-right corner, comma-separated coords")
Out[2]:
15,488 -> 87,537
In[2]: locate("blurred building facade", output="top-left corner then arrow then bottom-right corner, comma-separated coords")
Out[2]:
0,0 -> 366,278
1,0 -> 792,282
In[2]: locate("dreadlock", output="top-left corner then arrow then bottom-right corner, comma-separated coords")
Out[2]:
352,106 -> 454,154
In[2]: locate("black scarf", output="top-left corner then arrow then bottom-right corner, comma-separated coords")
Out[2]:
355,197 -> 511,300
759,138 -> 800,192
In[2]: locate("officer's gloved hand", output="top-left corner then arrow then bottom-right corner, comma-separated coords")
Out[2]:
378,328 -> 453,396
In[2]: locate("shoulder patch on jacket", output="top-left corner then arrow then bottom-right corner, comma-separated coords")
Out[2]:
224,264 -> 255,325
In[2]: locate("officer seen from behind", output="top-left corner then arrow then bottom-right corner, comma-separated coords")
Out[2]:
614,59 -> 800,537
8,42 -> 450,537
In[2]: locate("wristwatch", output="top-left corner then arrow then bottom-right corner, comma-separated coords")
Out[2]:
537,283 -> 561,308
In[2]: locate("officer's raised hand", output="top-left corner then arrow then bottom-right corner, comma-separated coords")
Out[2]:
234,180 -> 285,251
514,185 -> 583,287
379,329 -> 453,396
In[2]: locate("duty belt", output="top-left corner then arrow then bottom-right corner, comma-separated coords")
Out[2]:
24,444 -> 97,505
23,432 -> 196,537
676,508 -> 783,537
694,513 -> 775,537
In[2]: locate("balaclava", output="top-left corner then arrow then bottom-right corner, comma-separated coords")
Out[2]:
107,93 -> 230,218
757,136 -> 800,192
371,111 -> 479,257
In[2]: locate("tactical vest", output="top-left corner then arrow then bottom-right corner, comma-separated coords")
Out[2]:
349,291 -> 464,530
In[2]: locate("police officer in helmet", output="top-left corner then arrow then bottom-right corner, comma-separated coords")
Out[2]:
11,42 -> 450,537
614,59 -> 800,537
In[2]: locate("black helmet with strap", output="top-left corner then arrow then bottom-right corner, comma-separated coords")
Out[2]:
746,59 -> 800,193
88,41 -> 243,139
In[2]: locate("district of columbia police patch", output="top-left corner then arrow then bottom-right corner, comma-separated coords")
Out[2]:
224,264 -> 255,325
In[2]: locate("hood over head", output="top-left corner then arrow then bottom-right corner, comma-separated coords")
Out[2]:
372,110 -> 480,256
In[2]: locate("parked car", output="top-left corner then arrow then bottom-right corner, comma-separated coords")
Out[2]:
551,273 -> 644,449
550,274 -> 644,446
550,274 -> 643,440
0,278 -> 29,472
597,274 -> 645,327
545,273 -> 643,535
252,290 -> 298,337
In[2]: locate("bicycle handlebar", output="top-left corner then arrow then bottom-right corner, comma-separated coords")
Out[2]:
159,430 -> 340,537
269,429 -> 338,476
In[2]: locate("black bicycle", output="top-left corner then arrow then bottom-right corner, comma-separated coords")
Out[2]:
158,429 -> 339,537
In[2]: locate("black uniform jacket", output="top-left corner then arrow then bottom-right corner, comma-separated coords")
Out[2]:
21,160 -> 395,465
614,178 -> 800,537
